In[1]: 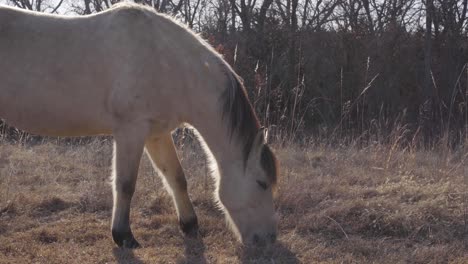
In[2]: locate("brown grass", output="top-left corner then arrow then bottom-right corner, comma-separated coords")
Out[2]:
0,138 -> 467,263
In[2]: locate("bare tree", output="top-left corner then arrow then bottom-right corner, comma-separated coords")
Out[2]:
180,0 -> 203,28
134,0 -> 184,14
300,0 -> 339,31
221,0 -> 275,34
7,0 -> 65,13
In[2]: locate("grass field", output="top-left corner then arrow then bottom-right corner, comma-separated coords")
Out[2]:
0,137 -> 467,263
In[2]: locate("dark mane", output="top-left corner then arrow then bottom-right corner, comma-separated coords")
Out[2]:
221,70 -> 278,186
221,71 -> 260,161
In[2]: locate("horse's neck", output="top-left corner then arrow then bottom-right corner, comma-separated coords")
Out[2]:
190,95 -> 244,177
195,115 -> 243,168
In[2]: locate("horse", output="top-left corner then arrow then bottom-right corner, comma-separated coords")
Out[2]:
0,3 -> 279,248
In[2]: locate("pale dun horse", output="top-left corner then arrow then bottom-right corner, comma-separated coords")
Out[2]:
0,3 -> 279,248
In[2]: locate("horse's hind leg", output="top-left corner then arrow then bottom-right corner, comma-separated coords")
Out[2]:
145,133 -> 198,234
111,123 -> 149,248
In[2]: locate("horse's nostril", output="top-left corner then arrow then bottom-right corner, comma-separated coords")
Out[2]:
252,234 -> 260,244
270,233 -> 277,243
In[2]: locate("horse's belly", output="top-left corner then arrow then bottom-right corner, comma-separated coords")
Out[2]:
0,96 -> 112,136
5,116 -> 111,137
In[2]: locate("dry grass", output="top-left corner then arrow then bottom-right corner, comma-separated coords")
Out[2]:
0,137 -> 467,263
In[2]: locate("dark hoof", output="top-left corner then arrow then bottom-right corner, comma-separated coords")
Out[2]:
179,216 -> 199,236
112,229 -> 141,248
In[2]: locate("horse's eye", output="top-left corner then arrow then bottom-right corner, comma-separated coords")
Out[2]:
256,180 -> 268,190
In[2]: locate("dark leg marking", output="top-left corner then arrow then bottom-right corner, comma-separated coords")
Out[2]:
112,229 -> 141,248
179,216 -> 199,236
119,181 -> 136,197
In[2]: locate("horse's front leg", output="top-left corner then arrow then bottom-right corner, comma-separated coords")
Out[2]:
145,133 -> 198,235
111,123 -> 149,248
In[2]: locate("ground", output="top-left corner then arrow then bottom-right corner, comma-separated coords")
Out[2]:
0,137 -> 467,263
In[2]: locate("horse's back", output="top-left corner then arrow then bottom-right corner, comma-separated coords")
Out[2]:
0,6 -> 146,136
0,4 -> 224,137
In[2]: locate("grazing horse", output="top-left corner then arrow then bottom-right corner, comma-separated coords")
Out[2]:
0,3 -> 279,248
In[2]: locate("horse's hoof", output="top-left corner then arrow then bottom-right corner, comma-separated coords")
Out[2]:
112,229 -> 141,248
179,216 -> 199,236
122,238 -> 140,248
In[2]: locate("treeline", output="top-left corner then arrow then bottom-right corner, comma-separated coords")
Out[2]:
4,0 -> 468,146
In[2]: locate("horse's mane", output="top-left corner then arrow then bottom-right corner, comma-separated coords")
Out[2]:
222,72 -> 260,160
221,70 -> 278,186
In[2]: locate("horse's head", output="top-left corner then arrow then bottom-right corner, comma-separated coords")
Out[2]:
217,128 -> 278,246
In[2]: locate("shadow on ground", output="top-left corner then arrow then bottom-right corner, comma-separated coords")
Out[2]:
178,235 -> 207,264
239,242 -> 299,263
113,247 -> 144,264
